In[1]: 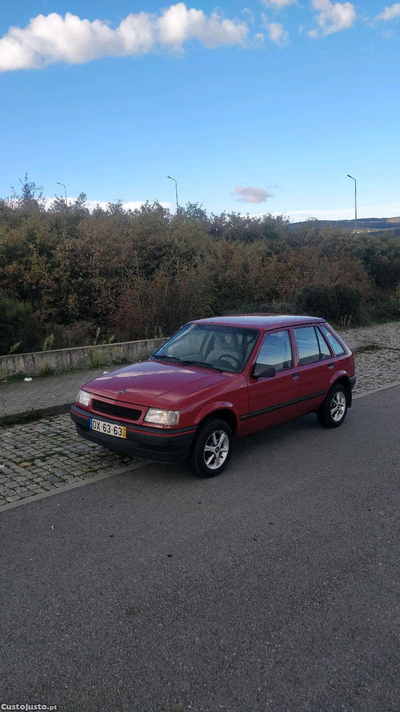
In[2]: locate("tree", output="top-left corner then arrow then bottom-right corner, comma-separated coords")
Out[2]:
7,174 -> 46,212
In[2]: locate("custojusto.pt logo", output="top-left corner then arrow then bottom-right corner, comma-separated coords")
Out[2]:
1,706 -> 58,711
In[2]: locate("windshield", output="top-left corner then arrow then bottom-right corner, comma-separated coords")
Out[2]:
152,323 -> 259,373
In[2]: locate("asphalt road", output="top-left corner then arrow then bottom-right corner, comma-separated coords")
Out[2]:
1,387 -> 399,712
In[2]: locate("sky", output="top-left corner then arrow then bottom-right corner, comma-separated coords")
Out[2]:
1,0 -> 399,221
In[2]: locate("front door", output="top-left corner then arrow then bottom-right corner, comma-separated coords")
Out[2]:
245,329 -> 300,434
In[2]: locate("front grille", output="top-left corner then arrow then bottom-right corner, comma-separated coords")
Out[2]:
92,399 -> 142,422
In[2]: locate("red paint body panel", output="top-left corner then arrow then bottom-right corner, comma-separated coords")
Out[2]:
84,360 -> 228,409
246,368 -> 300,432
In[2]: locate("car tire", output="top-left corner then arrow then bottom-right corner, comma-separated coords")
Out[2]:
190,418 -> 233,477
317,383 -> 348,428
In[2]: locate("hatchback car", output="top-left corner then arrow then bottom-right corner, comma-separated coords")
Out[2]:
71,315 -> 356,477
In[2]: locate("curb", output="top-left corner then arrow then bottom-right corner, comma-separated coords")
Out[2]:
0,402 -> 73,427
353,380 -> 400,400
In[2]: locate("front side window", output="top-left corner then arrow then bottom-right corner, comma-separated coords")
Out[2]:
295,326 -> 330,366
320,326 -> 346,357
256,330 -> 293,372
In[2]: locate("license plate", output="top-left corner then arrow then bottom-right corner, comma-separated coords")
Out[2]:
90,418 -> 126,439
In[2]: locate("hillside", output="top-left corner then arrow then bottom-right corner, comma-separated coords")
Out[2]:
289,216 -> 400,235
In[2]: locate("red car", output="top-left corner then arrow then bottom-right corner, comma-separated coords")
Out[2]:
71,315 -> 356,477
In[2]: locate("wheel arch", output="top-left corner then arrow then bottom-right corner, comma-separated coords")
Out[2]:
195,408 -> 238,437
333,375 -> 353,407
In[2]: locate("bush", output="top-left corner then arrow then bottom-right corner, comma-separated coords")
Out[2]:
359,296 -> 400,324
296,284 -> 363,324
0,296 -> 43,356
228,299 -> 297,316
44,322 -> 102,349
1,189 -> 398,344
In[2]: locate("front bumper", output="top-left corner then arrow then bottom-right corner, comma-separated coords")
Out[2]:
70,404 -> 196,463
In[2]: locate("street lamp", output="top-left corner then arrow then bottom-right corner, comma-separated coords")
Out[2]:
167,175 -> 179,213
347,174 -> 357,233
57,182 -> 67,204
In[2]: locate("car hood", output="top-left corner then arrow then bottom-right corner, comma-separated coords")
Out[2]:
83,359 -> 230,408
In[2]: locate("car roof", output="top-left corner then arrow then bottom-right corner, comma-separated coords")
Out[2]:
191,315 -> 325,330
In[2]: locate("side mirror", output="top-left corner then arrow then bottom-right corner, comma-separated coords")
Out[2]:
252,363 -> 276,379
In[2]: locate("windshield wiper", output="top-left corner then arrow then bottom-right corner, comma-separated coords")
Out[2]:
181,359 -> 225,373
152,354 -> 186,365
153,355 -> 226,373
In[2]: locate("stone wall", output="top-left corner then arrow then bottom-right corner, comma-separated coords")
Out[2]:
0,337 -> 168,379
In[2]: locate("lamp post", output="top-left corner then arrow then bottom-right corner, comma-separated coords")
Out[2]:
57,181 -> 67,204
167,175 -> 179,213
347,174 -> 357,233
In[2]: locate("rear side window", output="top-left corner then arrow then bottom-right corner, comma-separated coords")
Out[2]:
315,328 -> 332,359
256,330 -> 293,372
320,326 -> 346,356
294,326 -> 332,365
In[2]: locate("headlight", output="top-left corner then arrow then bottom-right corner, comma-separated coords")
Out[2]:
144,408 -> 179,426
77,389 -> 91,407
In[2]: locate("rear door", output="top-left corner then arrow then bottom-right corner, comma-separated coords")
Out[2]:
245,328 -> 300,433
293,325 -> 336,415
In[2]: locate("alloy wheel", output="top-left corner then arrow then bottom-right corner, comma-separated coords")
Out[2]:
203,430 -> 230,470
330,391 -> 347,422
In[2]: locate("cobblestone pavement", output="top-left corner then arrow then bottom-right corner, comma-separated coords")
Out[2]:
0,415 -> 143,508
0,322 -> 399,509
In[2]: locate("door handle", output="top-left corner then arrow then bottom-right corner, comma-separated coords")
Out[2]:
292,372 -> 300,381
328,363 -> 335,370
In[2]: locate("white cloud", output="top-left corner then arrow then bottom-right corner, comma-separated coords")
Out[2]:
158,4 -> 247,48
264,20 -> 289,45
0,4 -> 249,72
48,197 -> 172,212
102,199 -> 172,211
262,0 -> 297,7
308,0 -> 356,37
376,4 -> 400,21
235,187 -> 273,204
86,200 -> 144,212
242,8 -> 256,24
253,32 -> 266,46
